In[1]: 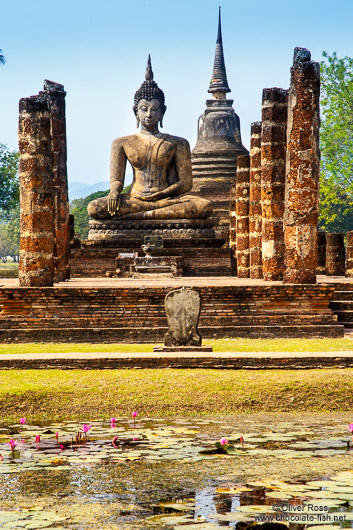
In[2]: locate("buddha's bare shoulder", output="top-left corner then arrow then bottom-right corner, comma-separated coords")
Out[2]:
164,134 -> 190,149
111,134 -> 140,148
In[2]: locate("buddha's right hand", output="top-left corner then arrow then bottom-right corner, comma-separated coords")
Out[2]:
107,193 -> 120,216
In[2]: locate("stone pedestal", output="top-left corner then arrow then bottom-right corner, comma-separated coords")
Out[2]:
116,254 -> 183,278
44,80 -> 70,282
346,232 -> 353,277
261,87 -> 288,281
326,233 -> 345,276
18,95 -> 55,287
236,155 -> 250,278
249,121 -> 262,279
283,48 -> 320,284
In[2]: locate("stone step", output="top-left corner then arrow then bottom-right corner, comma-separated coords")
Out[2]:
331,291 -> 353,301
0,313 -> 338,330
333,311 -> 353,323
330,301 -> 353,310
0,324 -> 344,343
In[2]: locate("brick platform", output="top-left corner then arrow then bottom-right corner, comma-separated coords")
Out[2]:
0,351 -> 352,370
0,277 -> 343,342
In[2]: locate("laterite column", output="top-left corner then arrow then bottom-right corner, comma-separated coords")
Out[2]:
44,80 -> 70,282
283,47 -> 320,284
346,232 -> 353,277
18,95 -> 55,286
325,233 -> 345,276
229,183 -> 237,274
249,122 -> 262,279
317,231 -> 326,275
261,88 -> 288,281
236,155 -> 250,278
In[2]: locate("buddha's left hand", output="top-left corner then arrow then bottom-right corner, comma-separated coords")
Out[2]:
140,191 -> 165,201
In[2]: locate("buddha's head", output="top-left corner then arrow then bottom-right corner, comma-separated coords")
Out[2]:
133,55 -> 166,128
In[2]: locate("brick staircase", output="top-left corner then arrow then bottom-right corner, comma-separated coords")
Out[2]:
330,283 -> 353,332
0,284 -> 343,343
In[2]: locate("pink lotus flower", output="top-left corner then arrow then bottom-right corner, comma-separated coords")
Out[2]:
80,424 -> 92,433
112,436 -> 119,448
35,435 -> 40,443
6,439 -> 17,452
219,437 -> 229,446
60,445 -> 65,450
347,423 -> 353,433
19,418 -> 26,425
0,454 -> 3,461
132,411 -> 138,419
240,435 -> 244,449
55,432 -> 59,441
133,437 -> 138,441
110,418 -> 117,427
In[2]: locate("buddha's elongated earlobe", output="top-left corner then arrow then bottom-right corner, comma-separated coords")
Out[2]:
160,116 -> 163,128
136,116 -> 140,128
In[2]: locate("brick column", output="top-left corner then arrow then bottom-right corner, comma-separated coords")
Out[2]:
249,121 -> 262,279
283,48 -> 320,284
18,95 -> 54,286
236,155 -> 250,278
325,233 -> 345,276
346,232 -> 353,277
229,183 -> 237,274
317,231 -> 326,275
261,88 -> 288,281
44,80 -> 70,282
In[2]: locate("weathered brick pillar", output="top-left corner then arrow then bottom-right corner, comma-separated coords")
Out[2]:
261,88 -> 288,281
283,48 -> 320,284
317,231 -> 326,275
236,155 -> 250,278
229,183 -> 237,274
18,95 -> 54,286
325,233 -> 345,276
346,232 -> 353,277
44,80 -> 70,281
249,121 -> 262,279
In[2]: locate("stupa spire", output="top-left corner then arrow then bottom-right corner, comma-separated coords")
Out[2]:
208,7 -> 231,95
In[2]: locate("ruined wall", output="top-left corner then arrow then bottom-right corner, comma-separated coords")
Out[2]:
249,121 -> 262,279
18,96 -> 55,286
235,155 -> 250,278
261,88 -> 288,281
283,48 -> 320,284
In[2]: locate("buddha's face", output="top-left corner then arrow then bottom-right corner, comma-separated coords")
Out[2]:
137,98 -> 163,130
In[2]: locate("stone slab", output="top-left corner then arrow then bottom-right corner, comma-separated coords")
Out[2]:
153,346 -> 213,352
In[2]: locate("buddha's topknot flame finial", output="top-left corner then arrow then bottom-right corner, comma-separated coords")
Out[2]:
145,54 -> 154,81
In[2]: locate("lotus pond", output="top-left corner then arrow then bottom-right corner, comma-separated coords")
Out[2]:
1,413 -> 353,529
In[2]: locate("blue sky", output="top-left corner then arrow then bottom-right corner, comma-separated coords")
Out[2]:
1,0 -> 353,188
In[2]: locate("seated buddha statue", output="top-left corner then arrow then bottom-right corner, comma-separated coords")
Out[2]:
87,56 -> 212,221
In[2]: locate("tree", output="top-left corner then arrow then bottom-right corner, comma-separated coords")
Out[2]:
319,52 -> 353,232
0,50 -> 5,65
0,144 -> 19,216
70,185 -> 131,239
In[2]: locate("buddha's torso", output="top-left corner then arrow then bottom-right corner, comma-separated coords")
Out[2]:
119,133 -> 178,199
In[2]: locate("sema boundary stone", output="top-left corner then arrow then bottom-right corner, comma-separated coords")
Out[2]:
18,95 -> 55,287
164,287 -> 202,347
283,47 -> 320,284
261,87 -> 288,281
249,121 -> 262,279
236,155 -> 250,278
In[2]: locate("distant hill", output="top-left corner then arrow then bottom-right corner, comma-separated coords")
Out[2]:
68,174 -> 133,200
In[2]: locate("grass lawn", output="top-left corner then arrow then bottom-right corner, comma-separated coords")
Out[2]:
0,368 -> 352,424
1,337 -> 353,354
